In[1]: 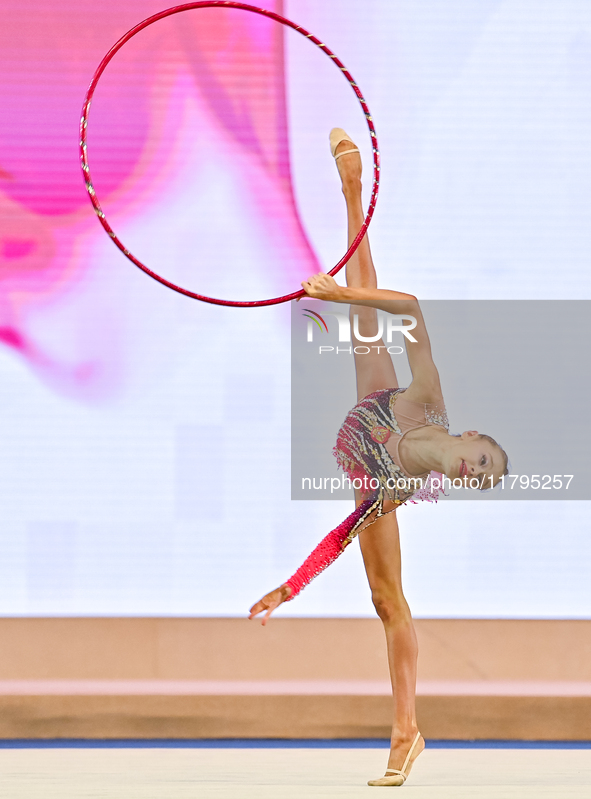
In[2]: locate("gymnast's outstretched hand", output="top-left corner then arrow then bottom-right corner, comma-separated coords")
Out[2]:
249,584 -> 292,626
300,273 -> 345,302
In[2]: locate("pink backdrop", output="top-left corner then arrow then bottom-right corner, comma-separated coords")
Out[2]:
0,1 -> 319,399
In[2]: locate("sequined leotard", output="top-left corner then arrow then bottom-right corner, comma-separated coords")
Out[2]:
334,388 -> 449,505
284,388 -> 449,600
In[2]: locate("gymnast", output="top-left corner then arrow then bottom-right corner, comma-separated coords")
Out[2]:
250,129 -> 508,787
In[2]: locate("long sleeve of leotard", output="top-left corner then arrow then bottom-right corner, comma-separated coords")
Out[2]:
284,495 -> 380,601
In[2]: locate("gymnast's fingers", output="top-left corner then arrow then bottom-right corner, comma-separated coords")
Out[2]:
248,599 -> 266,619
303,274 -> 323,293
261,603 -> 277,626
249,593 -> 276,620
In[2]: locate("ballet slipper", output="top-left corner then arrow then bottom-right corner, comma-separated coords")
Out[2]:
329,127 -> 361,165
367,731 -> 423,787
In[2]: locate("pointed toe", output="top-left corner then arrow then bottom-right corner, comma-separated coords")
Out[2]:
328,127 -> 360,161
367,774 -> 406,787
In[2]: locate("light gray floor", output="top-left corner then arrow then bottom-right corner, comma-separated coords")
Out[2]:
1,746 -> 590,798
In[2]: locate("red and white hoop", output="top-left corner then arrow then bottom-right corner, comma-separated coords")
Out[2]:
80,1 -> 380,307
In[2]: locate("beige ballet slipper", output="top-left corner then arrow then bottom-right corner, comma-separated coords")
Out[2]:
329,127 -> 361,168
367,731 -> 423,787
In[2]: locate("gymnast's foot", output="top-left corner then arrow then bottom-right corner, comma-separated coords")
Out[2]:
330,129 -> 362,191
368,730 -> 424,787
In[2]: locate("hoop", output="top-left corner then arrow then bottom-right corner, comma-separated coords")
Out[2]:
80,2 -> 380,307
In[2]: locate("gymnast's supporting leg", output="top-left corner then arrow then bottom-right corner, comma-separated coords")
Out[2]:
359,512 -> 424,776
334,140 -> 423,776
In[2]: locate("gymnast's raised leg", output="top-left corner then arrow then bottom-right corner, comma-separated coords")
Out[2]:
333,135 -> 424,783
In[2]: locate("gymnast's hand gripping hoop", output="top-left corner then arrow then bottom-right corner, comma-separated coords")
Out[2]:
79,1 -> 381,307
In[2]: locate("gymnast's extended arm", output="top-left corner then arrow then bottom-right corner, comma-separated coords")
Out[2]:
249,496 -> 378,624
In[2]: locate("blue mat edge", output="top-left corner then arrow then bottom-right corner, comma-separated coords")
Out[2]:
0,739 -> 590,749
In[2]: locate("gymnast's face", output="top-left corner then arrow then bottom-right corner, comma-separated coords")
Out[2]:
448,431 -> 505,489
